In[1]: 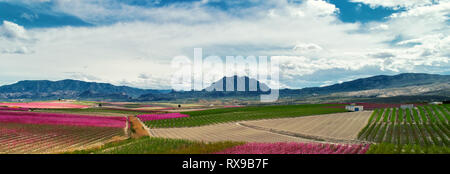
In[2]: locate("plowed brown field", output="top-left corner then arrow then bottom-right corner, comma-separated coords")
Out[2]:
150,123 -> 316,143
241,111 -> 373,143
149,111 -> 373,143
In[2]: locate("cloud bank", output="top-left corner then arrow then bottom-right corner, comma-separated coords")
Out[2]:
0,0 -> 448,89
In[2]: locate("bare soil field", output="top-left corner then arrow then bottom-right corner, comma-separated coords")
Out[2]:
149,123 -> 316,143
149,111 -> 372,143
241,111 -> 373,143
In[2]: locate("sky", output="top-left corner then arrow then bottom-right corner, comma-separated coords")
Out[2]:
0,0 -> 448,89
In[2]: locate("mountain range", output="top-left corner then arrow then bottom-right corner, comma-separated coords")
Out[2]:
278,73 -> 450,103
0,73 -> 448,102
283,73 -> 450,96
0,79 -> 169,101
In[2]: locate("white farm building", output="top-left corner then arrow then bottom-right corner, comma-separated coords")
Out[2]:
345,105 -> 364,112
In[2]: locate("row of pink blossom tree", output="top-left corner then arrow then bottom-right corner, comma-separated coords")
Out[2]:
216,142 -> 370,154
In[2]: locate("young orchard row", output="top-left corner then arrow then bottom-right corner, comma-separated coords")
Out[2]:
358,105 -> 449,147
366,143 -> 450,154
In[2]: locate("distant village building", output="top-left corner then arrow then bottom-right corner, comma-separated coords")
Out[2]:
429,102 -> 443,105
400,104 -> 414,109
345,105 -> 364,112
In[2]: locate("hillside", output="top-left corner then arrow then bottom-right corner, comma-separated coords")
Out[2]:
0,73 -> 448,102
0,79 -> 169,100
298,73 -> 450,95
204,76 -> 270,92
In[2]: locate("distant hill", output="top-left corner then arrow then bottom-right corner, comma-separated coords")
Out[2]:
137,73 -> 449,102
137,76 -> 272,101
294,73 -> 450,95
204,76 -> 270,92
0,79 -> 169,100
278,73 -> 450,103
0,73 -> 448,102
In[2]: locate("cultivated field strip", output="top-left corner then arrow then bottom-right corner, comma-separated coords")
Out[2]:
358,105 -> 449,146
150,122 -> 317,143
150,112 -> 372,143
0,123 -> 126,154
142,104 -> 346,128
240,111 -> 373,143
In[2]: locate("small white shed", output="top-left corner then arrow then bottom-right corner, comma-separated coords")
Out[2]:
345,105 -> 364,112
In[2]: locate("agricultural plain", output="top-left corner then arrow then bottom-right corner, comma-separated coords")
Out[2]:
142,104 -> 346,128
0,101 -> 449,154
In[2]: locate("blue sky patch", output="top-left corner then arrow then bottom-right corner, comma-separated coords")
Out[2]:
0,2 -> 91,28
326,0 -> 403,23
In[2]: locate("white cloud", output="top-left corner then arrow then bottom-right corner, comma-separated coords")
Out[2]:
386,2 -> 449,38
293,43 -> 323,53
304,0 -> 339,16
0,46 -> 32,54
369,24 -> 389,31
0,21 -> 34,54
359,2 -> 450,74
0,21 -> 29,40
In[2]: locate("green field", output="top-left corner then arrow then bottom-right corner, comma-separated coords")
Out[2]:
68,137 -> 243,154
142,104 -> 347,128
366,143 -> 450,154
358,105 -> 449,147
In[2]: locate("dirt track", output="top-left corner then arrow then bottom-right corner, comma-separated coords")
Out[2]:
149,111 -> 373,143
128,116 -> 150,138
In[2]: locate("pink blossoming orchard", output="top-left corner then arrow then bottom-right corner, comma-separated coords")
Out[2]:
0,106 -> 128,154
216,142 -> 370,154
0,111 -> 126,127
0,102 -> 90,109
